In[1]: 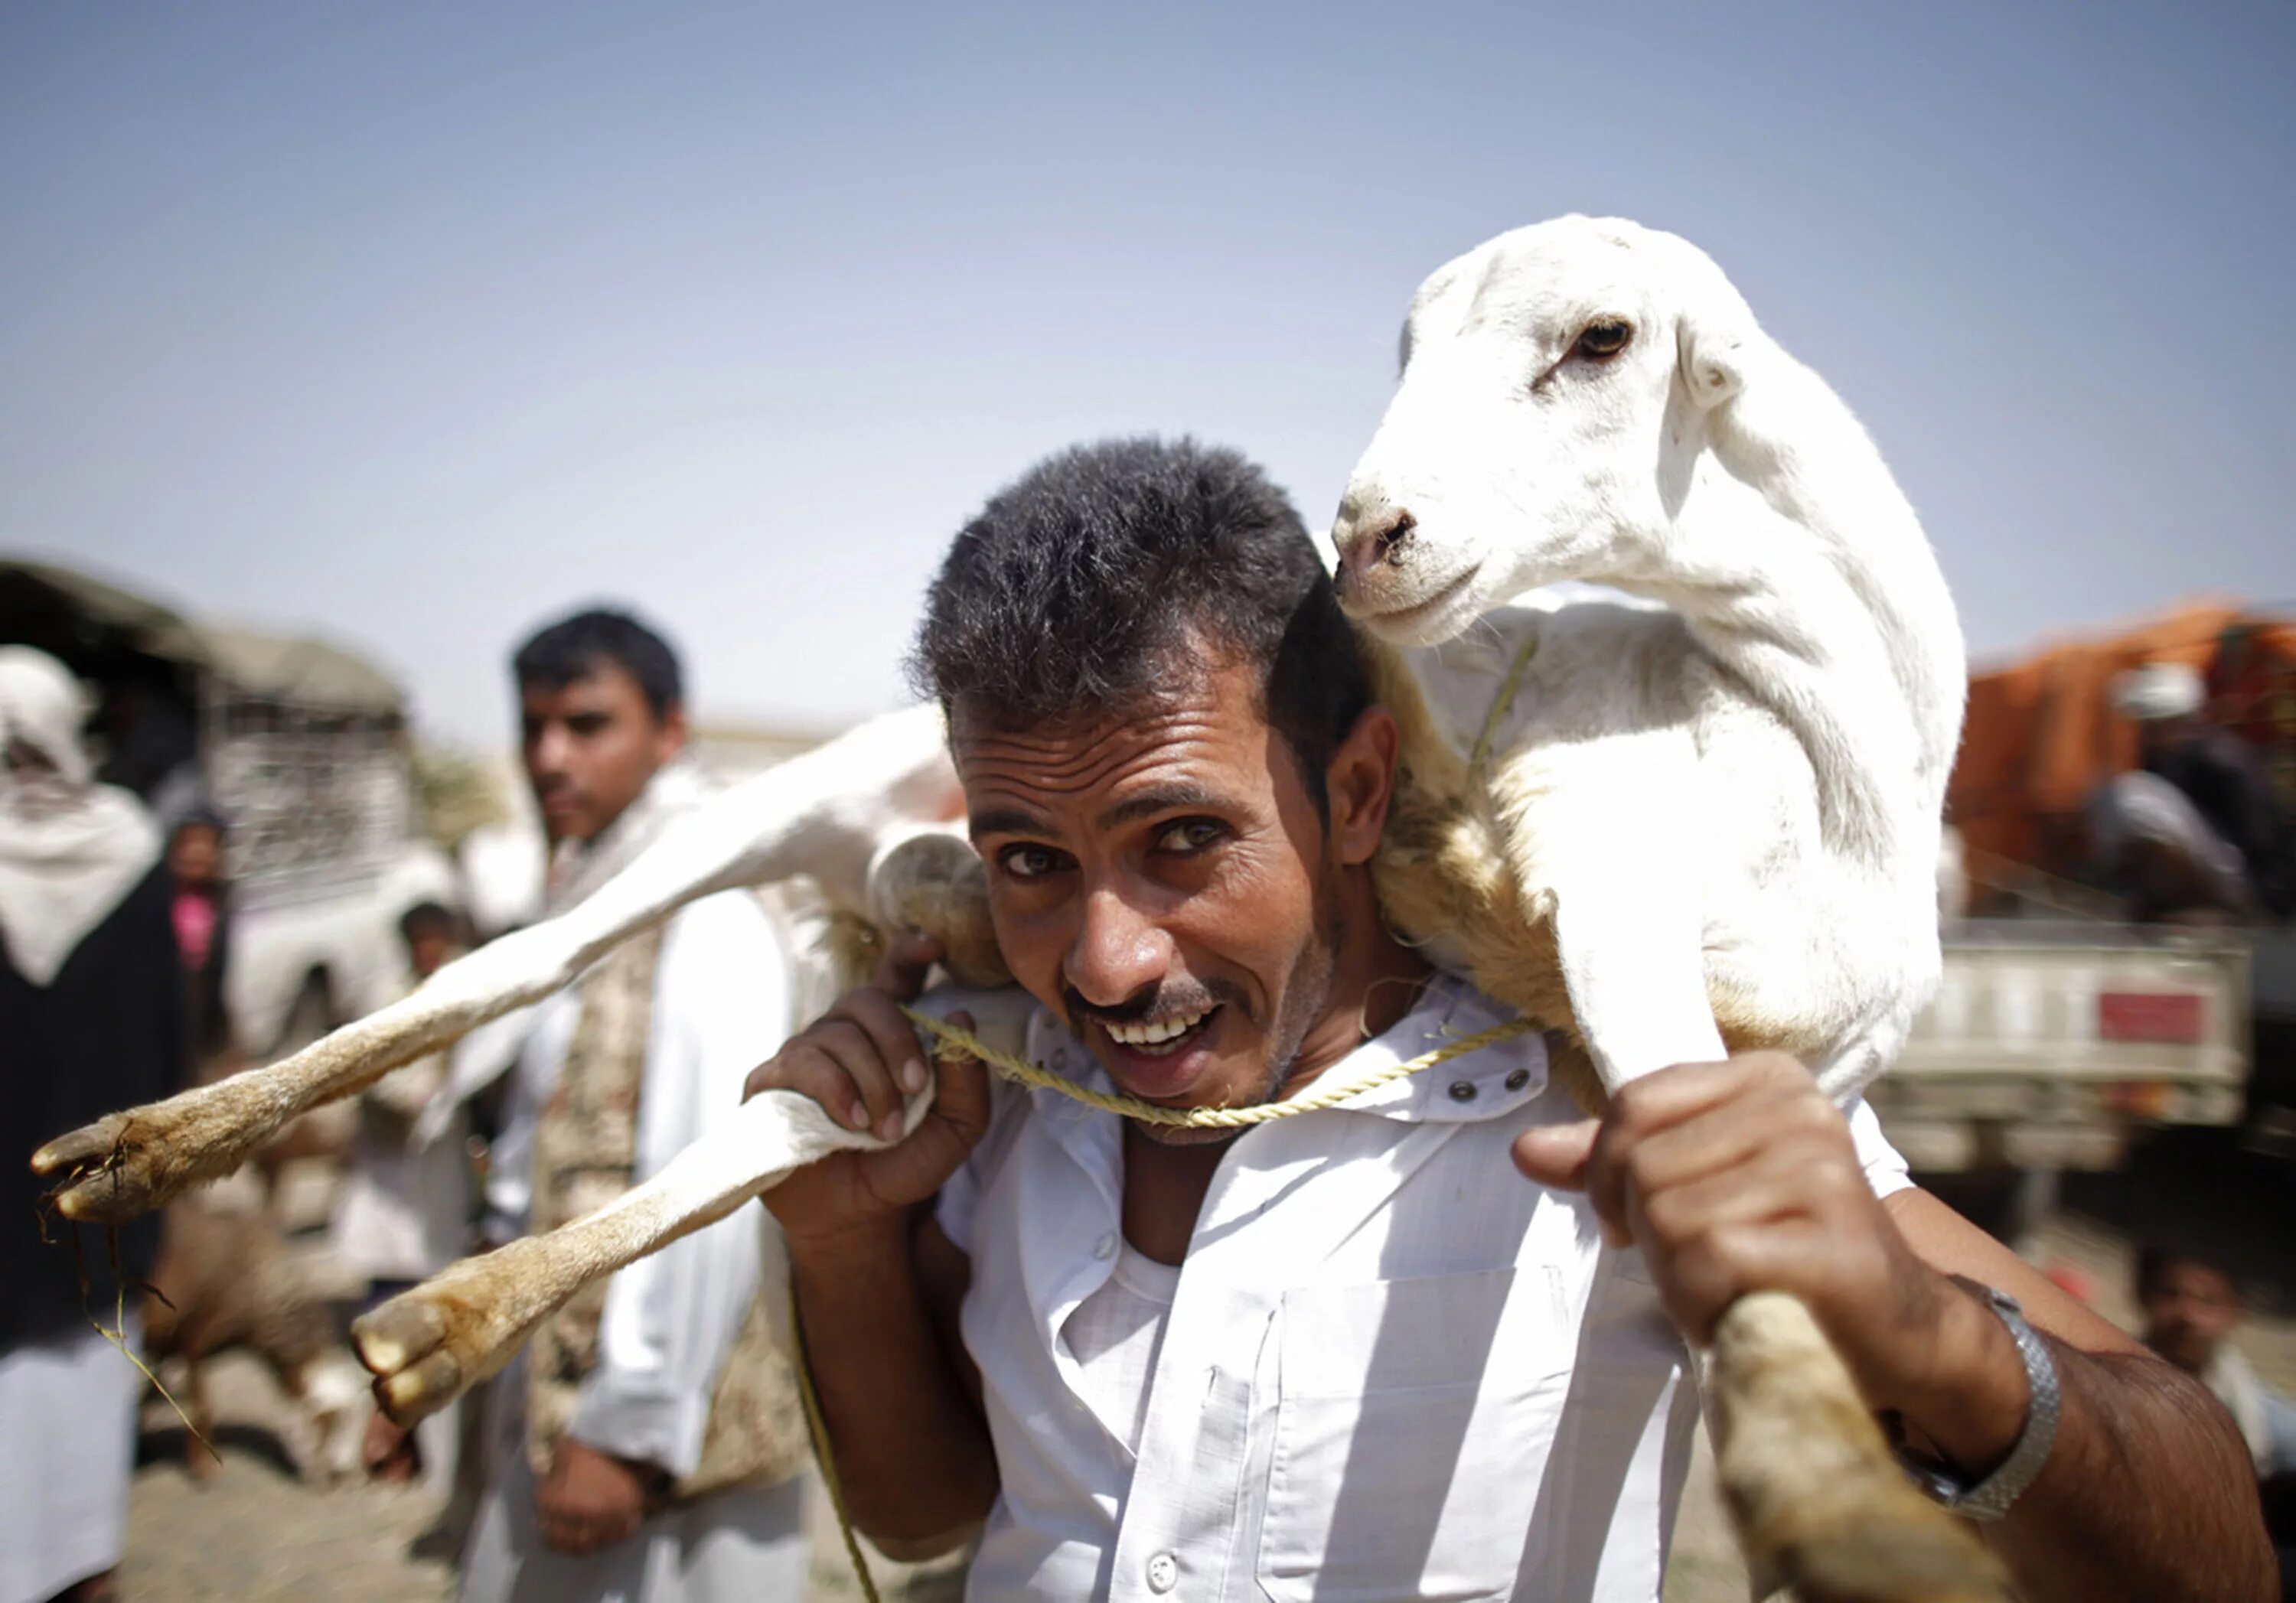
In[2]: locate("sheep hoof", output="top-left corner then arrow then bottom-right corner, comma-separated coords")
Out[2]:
353,1252 -> 556,1425
869,829 -> 1009,989
33,1109 -> 187,1225
354,1285 -> 488,1425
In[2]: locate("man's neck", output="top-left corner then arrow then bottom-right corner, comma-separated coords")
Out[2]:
1277,873 -> 1433,1100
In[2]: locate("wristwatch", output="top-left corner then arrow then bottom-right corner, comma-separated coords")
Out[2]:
1903,1285 -> 2061,1522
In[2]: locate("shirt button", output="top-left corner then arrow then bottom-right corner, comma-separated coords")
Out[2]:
1447,1079 -> 1478,1102
1094,1232 -> 1117,1260
1505,1067 -> 1531,1091
1146,1552 -> 1179,1593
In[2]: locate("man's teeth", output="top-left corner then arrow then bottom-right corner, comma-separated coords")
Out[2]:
1105,1009 -> 1212,1049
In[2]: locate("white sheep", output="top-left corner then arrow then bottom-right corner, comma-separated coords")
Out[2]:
1330,213 -> 1998,1601
34,217 -> 2000,1600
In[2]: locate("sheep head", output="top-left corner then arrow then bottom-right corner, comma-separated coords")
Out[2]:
1332,215 -> 1760,644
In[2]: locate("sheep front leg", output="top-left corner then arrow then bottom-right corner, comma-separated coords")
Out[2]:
1525,786 -> 2007,1601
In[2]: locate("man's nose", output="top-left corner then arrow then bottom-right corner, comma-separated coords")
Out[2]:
1065,886 -> 1172,1008
527,723 -> 573,776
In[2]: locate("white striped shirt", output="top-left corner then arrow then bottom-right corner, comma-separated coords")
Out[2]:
938,973 -> 1910,1602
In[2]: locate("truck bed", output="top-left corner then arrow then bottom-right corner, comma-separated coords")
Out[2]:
1871,920 -> 2252,1171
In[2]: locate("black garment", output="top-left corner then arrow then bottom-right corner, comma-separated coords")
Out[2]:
181,889 -> 233,1067
2149,730 -> 2296,916
2,862 -> 186,1348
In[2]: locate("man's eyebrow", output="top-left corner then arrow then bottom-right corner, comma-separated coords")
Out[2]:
968,804 -> 1049,839
1097,784 -> 1238,830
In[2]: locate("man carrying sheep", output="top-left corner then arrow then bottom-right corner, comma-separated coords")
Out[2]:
746,438 -> 2273,1601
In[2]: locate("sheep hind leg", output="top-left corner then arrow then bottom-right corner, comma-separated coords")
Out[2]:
354,987 -> 1034,1425
354,1083 -> 905,1423
28,915 -> 579,1227
33,705 -> 964,1228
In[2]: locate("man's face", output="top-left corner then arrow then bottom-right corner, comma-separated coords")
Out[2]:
956,650 -> 1389,1145
2141,1260 -> 2241,1373
169,823 -> 223,891
406,924 -> 454,981
519,663 -> 685,845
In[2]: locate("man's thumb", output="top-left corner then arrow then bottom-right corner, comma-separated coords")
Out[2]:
1511,1118 -> 1599,1191
931,1010 -> 991,1136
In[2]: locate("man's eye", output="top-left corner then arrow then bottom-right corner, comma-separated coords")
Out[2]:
1155,819 -> 1226,855
998,845 -> 1067,881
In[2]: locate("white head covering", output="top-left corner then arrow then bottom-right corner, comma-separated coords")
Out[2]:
0,646 -> 162,986
2112,661 -> 2205,723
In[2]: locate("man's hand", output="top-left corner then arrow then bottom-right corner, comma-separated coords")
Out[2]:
536,1438 -> 653,1555
743,932 -> 993,1248
1509,1052 -> 2007,1447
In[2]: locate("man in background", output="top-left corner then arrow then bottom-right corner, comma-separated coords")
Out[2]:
2138,1243 -> 2296,1479
378,608 -> 814,1603
2091,662 -> 2294,920
2137,1243 -> 2296,1599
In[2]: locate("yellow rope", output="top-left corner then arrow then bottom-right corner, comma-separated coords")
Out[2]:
791,1286 -> 882,1603
1466,624 -> 1540,787
899,1007 -> 1533,1125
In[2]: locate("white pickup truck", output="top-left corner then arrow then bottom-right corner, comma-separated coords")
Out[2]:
1873,924 -> 2253,1178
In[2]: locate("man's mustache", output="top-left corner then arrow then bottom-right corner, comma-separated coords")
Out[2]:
1064,978 -> 1244,1030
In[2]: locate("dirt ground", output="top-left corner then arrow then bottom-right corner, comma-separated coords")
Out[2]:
113,1135 -> 2295,1602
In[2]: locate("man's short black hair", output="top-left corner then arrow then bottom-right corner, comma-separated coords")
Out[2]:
908,438 -> 1372,813
398,901 -> 456,946
2136,1237 -> 2239,1302
512,608 -> 683,721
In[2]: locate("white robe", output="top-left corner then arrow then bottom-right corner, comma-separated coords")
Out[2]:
0,1322 -> 144,1603
458,888 -> 807,1603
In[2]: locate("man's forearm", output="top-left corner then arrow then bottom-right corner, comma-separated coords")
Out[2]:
1876,1189 -> 2277,1602
1985,1341 -> 2275,1603
789,1212 -> 996,1550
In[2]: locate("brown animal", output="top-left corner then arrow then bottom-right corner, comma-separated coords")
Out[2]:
140,1200 -> 369,1483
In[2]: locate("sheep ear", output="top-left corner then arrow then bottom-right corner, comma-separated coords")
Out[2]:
1677,311 -> 1747,410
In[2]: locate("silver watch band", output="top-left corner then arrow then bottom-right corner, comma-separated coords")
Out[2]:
1908,1286 -> 2061,1522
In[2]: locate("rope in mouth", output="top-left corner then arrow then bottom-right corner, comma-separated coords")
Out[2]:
899,1006 -> 1533,1128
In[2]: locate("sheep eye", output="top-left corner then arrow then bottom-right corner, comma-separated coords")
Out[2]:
1574,320 -> 1633,360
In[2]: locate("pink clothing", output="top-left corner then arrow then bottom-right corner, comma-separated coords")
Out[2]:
171,891 -> 217,971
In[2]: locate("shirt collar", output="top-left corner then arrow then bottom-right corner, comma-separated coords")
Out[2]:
1021,971 -> 1548,1132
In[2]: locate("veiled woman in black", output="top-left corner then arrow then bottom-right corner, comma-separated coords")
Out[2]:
0,645 -> 184,1603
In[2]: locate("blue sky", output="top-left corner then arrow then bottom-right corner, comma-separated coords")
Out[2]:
5,1 -> 2291,745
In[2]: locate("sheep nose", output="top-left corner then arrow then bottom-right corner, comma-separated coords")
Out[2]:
1336,508 -> 1417,585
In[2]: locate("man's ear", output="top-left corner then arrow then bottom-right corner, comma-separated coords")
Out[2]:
657,701 -> 690,760
1324,705 -> 1401,868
